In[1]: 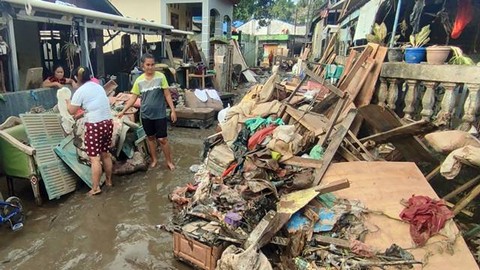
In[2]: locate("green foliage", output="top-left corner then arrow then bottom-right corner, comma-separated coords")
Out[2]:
449,46 -> 475,65
408,25 -> 430,47
234,0 -> 325,26
366,23 -> 387,45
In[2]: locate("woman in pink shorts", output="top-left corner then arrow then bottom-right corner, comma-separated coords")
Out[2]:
67,66 -> 113,196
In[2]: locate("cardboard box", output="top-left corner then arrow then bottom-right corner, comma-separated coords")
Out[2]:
173,232 -> 227,270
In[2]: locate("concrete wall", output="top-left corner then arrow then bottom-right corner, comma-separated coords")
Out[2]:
13,21 -> 42,90
0,88 -> 57,123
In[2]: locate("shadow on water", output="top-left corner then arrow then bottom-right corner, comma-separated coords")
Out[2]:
0,126 -> 215,270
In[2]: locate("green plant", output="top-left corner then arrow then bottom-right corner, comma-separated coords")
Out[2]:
366,22 -> 400,46
366,23 -> 387,45
408,25 -> 431,47
62,41 -> 78,77
449,46 -> 475,65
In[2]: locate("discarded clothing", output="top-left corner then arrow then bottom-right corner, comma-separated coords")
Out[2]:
248,125 -> 277,150
245,116 -> 284,133
441,145 -> 480,179
399,195 -> 454,246
216,245 -> 272,270
194,89 -> 209,102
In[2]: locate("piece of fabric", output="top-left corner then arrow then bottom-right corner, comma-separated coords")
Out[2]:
425,130 -> 480,154
141,117 -> 168,138
245,117 -> 284,133
57,87 -> 75,134
206,89 -> 221,101
216,245 -> 273,270
71,81 -> 112,123
131,71 -> 169,119
194,89 -> 209,102
248,125 -> 277,150
451,0 -> 474,39
47,75 -> 67,84
84,119 -> 113,157
441,145 -> 480,179
399,195 -> 454,246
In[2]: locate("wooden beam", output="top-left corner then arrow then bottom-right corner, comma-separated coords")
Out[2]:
281,156 -> 324,169
443,175 -> 480,201
314,109 -> 357,185
359,120 -> 434,143
303,67 -> 345,98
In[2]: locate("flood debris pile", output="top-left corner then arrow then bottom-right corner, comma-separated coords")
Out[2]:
161,43 -> 480,269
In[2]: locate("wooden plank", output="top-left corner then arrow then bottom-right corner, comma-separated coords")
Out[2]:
343,57 -> 375,101
338,44 -> 378,88
452,183 -> 480,216
347,130 -> 375,161
313,109 -> 357,185
303,67 -> 345,98
314,235 -> 350,248
281,156 -> 324,169
339,49 -> 358,82
322,162 -> 479,270
359,120 -> 435,143
354,46 -> 388,107
285,106 -> 328,136
358,105 -> 436,164
318,97 -> 348,147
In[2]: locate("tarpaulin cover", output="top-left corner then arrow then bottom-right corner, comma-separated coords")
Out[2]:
399,195 -> 454,246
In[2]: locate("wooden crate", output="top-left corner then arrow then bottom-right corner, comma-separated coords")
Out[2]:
173,232 -> 227,270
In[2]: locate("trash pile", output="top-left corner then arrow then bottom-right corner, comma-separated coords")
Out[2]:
163,43 -> 477,269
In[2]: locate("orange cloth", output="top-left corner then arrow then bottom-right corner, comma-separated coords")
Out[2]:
451,0 -> 473,39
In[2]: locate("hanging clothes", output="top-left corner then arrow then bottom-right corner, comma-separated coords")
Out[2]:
451,0 -> 474,39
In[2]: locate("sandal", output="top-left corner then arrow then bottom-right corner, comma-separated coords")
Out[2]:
87,189 -> 102,196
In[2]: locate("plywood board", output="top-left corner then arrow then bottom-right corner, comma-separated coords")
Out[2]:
322,161 -> 479,270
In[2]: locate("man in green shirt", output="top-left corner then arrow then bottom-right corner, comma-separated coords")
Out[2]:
119,53 -> 177,170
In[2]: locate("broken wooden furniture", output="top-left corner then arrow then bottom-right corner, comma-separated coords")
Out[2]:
186,68 -> 216,89
358,104 -> 436,164
377,63 -> 480,131
172,107 -> 216,129
0,117 -> 41,205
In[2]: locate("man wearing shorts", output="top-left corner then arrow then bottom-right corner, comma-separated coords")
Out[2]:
67,66 -> 113,195
119,53 -> 177,170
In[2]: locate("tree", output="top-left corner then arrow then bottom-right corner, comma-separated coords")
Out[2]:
234,0 -> 294,25
234,0 -> 324,26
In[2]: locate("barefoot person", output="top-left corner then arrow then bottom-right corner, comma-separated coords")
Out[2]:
67,66 -> 113,195
118,53 -> 177,170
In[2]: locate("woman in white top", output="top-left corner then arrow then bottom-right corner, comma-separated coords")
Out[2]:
67,66 -> 113,196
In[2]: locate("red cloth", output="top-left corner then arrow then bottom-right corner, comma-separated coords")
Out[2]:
247,125 -> 277,150
451,0 -> 473,39
399,195 -> 454,246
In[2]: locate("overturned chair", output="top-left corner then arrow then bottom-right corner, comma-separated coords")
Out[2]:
0,116 -> 42,205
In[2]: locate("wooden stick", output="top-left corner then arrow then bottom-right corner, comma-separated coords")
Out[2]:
443,175 -> 480,201
347,130 -> 375,161
445,201 -> 474,217
318,97 -> 348,147
452,183 -> 480,216
425,165 -> 441,182
314,110 -> 357,185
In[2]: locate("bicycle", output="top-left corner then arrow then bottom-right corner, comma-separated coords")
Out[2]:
1,196 -> 24,231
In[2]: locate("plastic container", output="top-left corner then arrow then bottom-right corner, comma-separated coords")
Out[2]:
404,47 -> 426,64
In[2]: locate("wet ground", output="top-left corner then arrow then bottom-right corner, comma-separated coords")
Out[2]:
0,126 -> 216,270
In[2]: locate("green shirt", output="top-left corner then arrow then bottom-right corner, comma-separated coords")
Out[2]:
131,71 -> 169,120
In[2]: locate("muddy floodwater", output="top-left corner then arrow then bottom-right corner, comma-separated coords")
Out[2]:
0,127 -> 214,270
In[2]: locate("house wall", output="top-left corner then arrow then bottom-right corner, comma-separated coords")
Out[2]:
104,0 -> 163,52
311,20 -> 325,60
13,21 -> 41,90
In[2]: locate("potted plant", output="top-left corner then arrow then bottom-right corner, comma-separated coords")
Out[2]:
367,23 -> 402,62
426,45 -> 451,65
405,25 -> 431,63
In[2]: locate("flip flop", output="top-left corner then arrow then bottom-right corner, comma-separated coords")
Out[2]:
87,189 -> 102,196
